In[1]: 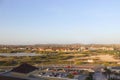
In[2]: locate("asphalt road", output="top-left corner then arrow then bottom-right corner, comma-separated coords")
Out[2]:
93,72 -> 107,80
78,74 -> 87,80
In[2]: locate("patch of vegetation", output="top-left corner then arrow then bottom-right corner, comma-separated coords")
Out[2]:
67,74 -> 74,79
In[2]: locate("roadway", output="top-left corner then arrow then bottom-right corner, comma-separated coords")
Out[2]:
93,72 -> 107,80
78,74 -> 87,80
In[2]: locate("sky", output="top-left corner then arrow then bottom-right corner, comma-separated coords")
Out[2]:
0,0 -> 120,45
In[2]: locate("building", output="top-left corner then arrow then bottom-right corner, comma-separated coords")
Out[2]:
109,67 -> 120,73
11,63 -> 38,78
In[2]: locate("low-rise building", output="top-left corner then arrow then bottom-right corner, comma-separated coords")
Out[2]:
11,63 -> 38,78
109,67 -> 120,73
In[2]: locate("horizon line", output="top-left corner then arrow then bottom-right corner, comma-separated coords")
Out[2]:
0,43 -> 120,46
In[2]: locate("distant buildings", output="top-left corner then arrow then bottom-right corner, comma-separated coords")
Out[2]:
37,46 -> 114,52
88,47 -> 114,51
0,44 -> 115,53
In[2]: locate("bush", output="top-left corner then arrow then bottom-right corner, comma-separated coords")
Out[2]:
67,74 -> 74,79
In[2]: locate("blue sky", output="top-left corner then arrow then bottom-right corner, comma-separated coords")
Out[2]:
0,0 -> 120,44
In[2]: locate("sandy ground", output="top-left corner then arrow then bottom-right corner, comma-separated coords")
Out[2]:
90,55 -> 120,62
66,54 -> 120,62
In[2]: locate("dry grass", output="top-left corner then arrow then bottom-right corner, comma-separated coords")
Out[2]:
90,55 -> 120,62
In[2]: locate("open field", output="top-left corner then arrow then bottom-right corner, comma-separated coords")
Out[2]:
0,51 -> 120,66
90,55 -> 120,62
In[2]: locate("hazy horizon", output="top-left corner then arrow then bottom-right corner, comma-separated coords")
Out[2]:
1,0 -> 120,44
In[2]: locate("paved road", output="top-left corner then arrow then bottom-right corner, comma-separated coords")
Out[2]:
78,74 -> 87,80
93,72 -> 107,80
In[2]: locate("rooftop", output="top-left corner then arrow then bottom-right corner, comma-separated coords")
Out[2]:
11,63 -> 38,74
